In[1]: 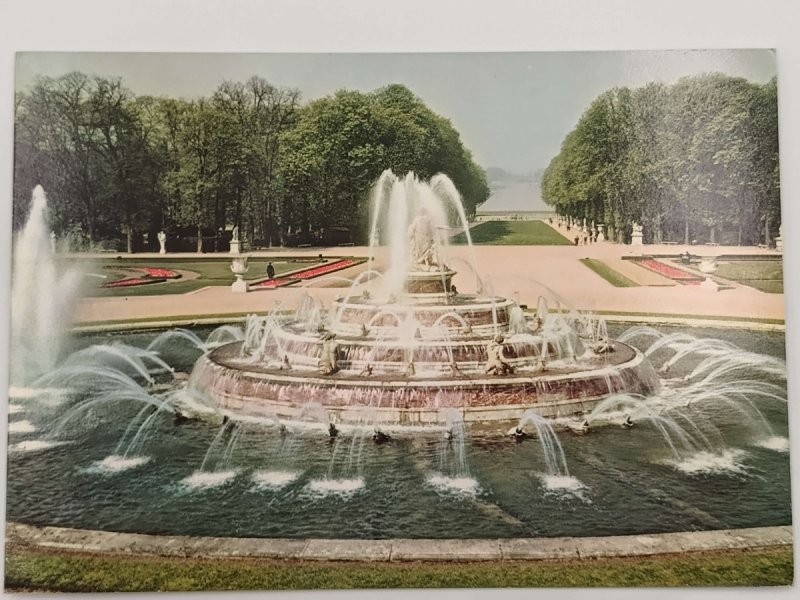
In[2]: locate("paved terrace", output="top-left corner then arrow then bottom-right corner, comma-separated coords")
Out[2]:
71,237 -> 785,325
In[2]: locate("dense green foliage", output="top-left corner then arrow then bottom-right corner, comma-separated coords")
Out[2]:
5,547 -> 793,591
541,75 -> 780,246
14,75 -> 489,250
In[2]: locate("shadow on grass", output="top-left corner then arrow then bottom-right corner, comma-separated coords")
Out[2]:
452,221 -> 512,244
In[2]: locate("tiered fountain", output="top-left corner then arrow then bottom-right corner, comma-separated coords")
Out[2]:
192,172 -> 658,430
5,181 -> 790,541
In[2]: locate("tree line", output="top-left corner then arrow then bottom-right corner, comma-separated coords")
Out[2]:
13,73 -> 490,252
541,74 -> 780,246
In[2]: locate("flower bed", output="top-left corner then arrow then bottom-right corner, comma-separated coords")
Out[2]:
144,268 -> 181,279
633,259 -> 704,283
252,258 -> 365,289
289,259 -> 360,280
103,277 -> 166,289
253,277 -> 296,289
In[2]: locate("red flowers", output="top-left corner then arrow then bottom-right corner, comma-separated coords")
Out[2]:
633,259 -> 704,283
144,267 -> 181,279
103,266 -> 181,288
104,277 -> 164,288
253,258 -> 364,289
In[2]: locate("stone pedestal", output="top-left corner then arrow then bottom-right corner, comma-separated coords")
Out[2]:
229,240 -> 242,255
699,277 -> 719,292
230,257 -> 249,293
231,276 -> 249,293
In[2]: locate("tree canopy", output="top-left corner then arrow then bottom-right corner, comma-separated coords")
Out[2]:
13,76 -> 488,251
541,74 -> 780,245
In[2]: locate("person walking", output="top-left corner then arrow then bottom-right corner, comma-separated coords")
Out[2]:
266,262 -> 275,280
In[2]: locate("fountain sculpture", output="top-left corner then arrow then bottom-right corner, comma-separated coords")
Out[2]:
192,172 -> 658,429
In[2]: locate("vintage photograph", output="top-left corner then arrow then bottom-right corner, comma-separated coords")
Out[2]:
4,48 -> 792,591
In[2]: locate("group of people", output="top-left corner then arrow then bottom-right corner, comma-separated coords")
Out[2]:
573,234 -> 597,246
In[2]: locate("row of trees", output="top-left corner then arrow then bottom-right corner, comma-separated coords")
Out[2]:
541,74 -> 780,246
14,74 -> 490,251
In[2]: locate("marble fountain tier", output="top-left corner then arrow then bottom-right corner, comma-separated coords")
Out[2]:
193,182 -> 658,430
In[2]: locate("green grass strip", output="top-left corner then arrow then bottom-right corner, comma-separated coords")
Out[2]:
4,547 -> 793,592
452,221 -> 573,245
580,259 -> 639,288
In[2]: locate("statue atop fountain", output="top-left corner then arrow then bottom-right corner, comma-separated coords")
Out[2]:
408,209 -> 438,270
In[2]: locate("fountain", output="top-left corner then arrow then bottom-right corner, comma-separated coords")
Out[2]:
4,179 -> 790,542
192,172 -> 658,429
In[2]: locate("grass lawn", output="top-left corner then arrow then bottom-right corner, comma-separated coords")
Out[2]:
580,259 -> 639,287
4,547 -> 792,592
452,221 -> 572,245
79,257 -> 325,297
715,260 -> 784,294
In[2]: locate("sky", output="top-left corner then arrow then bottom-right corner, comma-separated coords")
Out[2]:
16,50 -> 776,209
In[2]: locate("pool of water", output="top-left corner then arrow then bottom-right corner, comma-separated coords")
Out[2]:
5,324 -> 791,539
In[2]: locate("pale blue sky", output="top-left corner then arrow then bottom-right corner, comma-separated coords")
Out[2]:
16,50 -> 776,190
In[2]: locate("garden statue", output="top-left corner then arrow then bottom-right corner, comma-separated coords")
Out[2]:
319,331 -> 339,375
229,225 -> 242,256
407,209 -> 437,269
485,334 -> 514,375
776,224 -> 783,253
158,230 -> 167,254
50,231 -> 57,254
631,222 -> 644,246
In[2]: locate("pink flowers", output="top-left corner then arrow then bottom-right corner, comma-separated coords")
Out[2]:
255,277 -> 294,289
290,259 -> 359,280
144,267 -> 181,279
633,259 -> 704,284
103,266 -> 181,288
104,277 -> 164,288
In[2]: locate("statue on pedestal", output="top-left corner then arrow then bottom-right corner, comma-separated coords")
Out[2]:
407,209 -> 438,270
631,222 -> 644,246
157,231 -> 167,254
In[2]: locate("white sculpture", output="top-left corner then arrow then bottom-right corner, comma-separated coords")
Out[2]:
407,209 -> 437,269
631,222 -> 643,246
229,225 -> 242,256
50,231 -> 57,254
776,224 -> 783,253
485,334 -> 514,376
157,231 -> 167,255
596,224 -> 606,242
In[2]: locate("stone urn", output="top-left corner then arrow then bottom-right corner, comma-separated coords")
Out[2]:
230,256 -> 249,293
698,258 -> 718,274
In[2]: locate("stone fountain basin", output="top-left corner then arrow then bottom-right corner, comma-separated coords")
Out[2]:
194,340 -> 658,429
